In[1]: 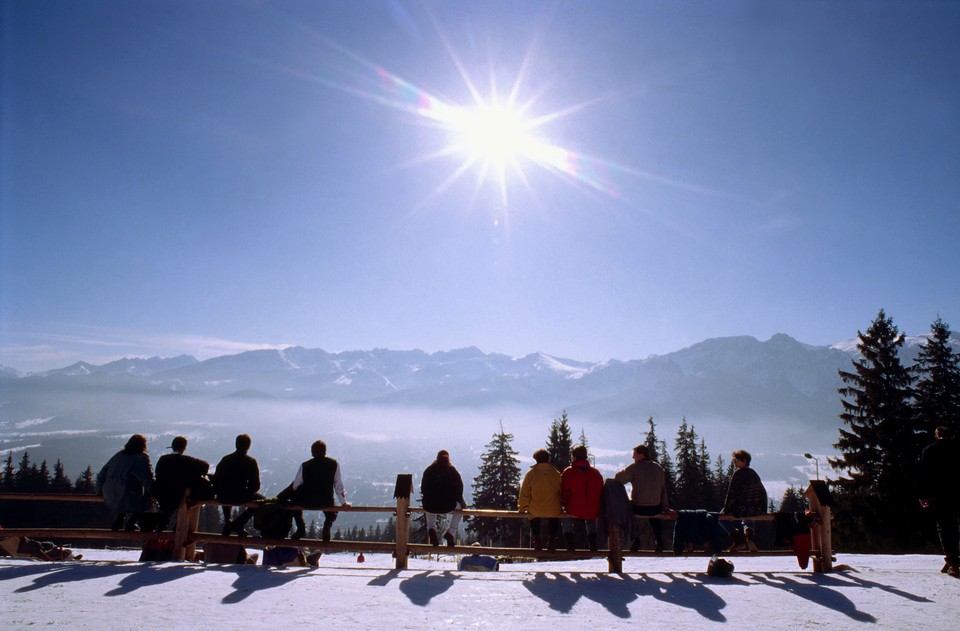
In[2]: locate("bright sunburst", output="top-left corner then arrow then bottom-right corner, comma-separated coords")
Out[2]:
448,103 -> 538,167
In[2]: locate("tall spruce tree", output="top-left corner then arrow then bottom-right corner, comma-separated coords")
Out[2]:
830,309 -> 920,550
1,453 -> 12,490
913,316 -> 960,437
74,466 -> 96,494
673,419 -> 709,509
468,422 -> 522,546
51,460 -> 73,492
545,411 -> 573,472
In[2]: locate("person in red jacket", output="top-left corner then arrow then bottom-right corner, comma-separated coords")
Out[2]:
561,445 -> 604,551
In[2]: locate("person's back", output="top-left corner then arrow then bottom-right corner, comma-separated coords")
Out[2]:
422,457 -> 463,513
215,449 -> 259,504
155,436 -> 209,522
519,461 -> 563,517
921,435 -> 960,502
562,458 -> 603,519
295,456 -> 340,508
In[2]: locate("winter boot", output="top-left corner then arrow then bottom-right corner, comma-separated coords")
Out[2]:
588,533 -> 599,552
124,514 -> 140,532
546,535 -> 558,552
443,532 -> 456,547
744,527 -> 759,552
565,533 -> 577,552
428,528 -> 440,546
630,537 -> 641,553
727,529 -> 747,552
531,532 -> 542,551
322,523 -> 332,543
111,514 -> 126,532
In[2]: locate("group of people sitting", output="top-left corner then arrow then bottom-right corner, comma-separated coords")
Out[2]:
96,433 -> 349,542
94,433 -> 767,556
509,444 -> 768,554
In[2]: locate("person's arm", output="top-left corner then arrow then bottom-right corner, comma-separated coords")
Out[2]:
614,464 -> 632,486
249,460 -> 261,495
334,463 -> 349,506
291,464 -> 305,491
518,473 -> 532,512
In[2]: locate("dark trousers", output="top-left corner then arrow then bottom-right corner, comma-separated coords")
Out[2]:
631,504 -> 663,546
932,499 -> 960,565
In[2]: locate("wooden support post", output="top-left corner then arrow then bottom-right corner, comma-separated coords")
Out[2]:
804,481 -> 836,573
607,523 -> 623,573
394,474 -> 413,570
173,491 -> 201,562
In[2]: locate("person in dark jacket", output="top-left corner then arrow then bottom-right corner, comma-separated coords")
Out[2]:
96,434 -> 155,532
421,450 -> 465,547
721,449 -> 767,552
561,445 -> 604,551
288,439 -> 350,541
214,434 -> 262,536
919,426 -> 960,577
154,436 -> 210,532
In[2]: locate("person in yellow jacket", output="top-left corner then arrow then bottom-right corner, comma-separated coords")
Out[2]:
518,449 -> 564,551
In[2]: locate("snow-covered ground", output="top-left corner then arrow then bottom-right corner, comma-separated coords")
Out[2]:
1,549 -> 957,630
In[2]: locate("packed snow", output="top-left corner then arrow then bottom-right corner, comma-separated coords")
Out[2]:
1,549 -> 956,629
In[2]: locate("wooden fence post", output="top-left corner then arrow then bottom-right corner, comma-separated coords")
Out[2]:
394,474 -> 413,570
173,491 -> 201,562
804,481 -> 835,573
607,523 -> 623,573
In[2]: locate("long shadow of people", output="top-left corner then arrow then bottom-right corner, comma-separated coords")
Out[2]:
522,571 -> 728,621
750,572 -> 877,622
367,568 -> 402,587
522,572 -> 581,614
105,563 -> 201,596
214,565 -> 313,604
398,571 -> 456,606
13,563 -> 144,593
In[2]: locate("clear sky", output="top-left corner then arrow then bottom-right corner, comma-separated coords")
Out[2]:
2,1 -> 958,372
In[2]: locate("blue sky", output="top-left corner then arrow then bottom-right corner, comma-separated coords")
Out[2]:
2,1 -> 958,372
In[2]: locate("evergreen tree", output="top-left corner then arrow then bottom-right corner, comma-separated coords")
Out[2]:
913,316 -> 960,436
657,438 -> 677,501
643,417 -> 660,461
383,516 -> 396,542
51,460 -> 73,492
307,519 -> 320,540
37,460 -> 51,492
577,428 -> 589,450
468,422 -> 522,546
1,453 -> 12,490
711,454 -> 731,510
673,419 -> 709,509
14,452 -> 33,491
545,411 -> 573,472
829,309 -> 921,550
74,466 -> 96,494
779,486 -> 806,512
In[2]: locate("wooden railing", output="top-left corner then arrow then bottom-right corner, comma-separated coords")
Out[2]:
0,479 -> 835,572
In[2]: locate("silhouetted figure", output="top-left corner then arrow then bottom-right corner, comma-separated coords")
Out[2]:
919,426 -> 960,577
96,434 -> 155,532
721,449 -> 768,552
288,439 -> 350,542
421,450 -> 465,547
154,436 -> 210,532
213,434 -> 262,536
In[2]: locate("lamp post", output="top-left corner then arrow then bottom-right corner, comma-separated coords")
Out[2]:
803,453 -> 820,480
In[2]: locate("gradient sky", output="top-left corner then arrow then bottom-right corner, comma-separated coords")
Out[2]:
2,1 -> 958,372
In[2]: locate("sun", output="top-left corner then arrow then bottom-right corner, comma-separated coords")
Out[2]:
447,103 -> 539,168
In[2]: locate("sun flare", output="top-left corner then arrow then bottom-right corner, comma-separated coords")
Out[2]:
448,103 -> 539,167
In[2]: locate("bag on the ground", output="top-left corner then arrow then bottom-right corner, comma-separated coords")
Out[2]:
707,556 -> 734,578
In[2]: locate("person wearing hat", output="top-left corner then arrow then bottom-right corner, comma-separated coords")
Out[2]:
421,450 -> 465,547
154,436 -> 211,532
